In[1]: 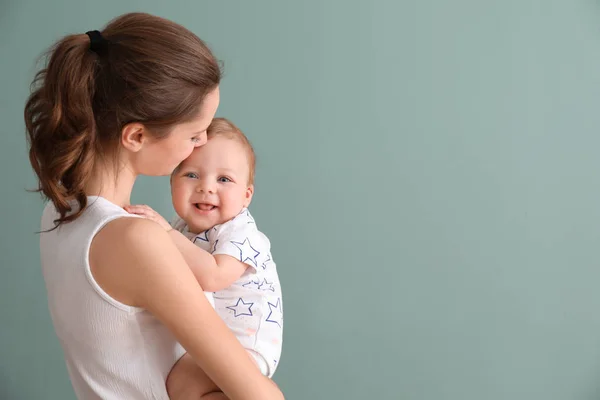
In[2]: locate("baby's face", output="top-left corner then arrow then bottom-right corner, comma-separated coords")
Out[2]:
171,136 -> 254,233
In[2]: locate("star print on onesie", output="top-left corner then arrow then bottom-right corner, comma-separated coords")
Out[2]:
171,208 -> 283,377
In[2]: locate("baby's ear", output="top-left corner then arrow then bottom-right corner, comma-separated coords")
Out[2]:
243,184 -> 254,207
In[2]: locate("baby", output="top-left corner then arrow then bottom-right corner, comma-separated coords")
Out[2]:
125,118 -> 283,384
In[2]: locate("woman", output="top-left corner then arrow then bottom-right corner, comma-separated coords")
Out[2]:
24,11 -> 284,400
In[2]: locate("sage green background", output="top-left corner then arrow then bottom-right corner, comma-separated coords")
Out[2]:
3,1 -> 600,399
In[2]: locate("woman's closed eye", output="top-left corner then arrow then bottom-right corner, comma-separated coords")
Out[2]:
191,132 -> 207,144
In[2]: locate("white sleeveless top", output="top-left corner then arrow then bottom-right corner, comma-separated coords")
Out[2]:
39,196 -> 193,399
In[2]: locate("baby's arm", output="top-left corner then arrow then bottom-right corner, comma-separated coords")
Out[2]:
123,204 -> 247,291
168,229 -> 248,291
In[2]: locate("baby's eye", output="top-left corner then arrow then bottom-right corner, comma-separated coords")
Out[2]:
184,172 -> 198,179
218,176 -> 232,183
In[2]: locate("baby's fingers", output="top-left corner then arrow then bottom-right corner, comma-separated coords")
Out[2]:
124,205 -> 151,215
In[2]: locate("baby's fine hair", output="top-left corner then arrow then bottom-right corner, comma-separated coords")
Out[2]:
206,118 -> 256,185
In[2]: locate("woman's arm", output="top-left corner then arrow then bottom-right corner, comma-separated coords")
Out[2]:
90,217 -> 284,400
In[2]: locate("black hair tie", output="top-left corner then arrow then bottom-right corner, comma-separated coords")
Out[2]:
86,30 -> 108,54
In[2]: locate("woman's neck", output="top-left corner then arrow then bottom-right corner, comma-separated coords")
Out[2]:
85,162 -> 137,208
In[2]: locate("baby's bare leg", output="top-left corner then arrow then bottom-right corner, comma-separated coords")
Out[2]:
166,353 -> 227,399
166,350 -> 270,399
201,393 -> 228,400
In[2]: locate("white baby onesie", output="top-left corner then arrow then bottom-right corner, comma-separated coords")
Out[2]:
172,208 -> 283,377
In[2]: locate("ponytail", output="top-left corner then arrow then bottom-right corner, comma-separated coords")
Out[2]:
25,33 -> 98,228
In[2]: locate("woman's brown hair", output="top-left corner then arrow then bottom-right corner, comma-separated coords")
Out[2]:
24,12 -> 221,228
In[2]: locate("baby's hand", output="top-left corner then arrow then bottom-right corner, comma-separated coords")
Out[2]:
124,204 -> 172,231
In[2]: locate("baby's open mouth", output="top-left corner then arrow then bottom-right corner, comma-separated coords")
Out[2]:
194,203 -> 216,211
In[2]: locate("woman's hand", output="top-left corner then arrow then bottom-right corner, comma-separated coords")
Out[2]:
124,204 -> 173,231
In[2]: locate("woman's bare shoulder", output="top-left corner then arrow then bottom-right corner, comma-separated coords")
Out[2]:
90,217 -> 181,307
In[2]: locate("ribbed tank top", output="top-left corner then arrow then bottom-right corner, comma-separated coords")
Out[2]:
39,196 -> 199,399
